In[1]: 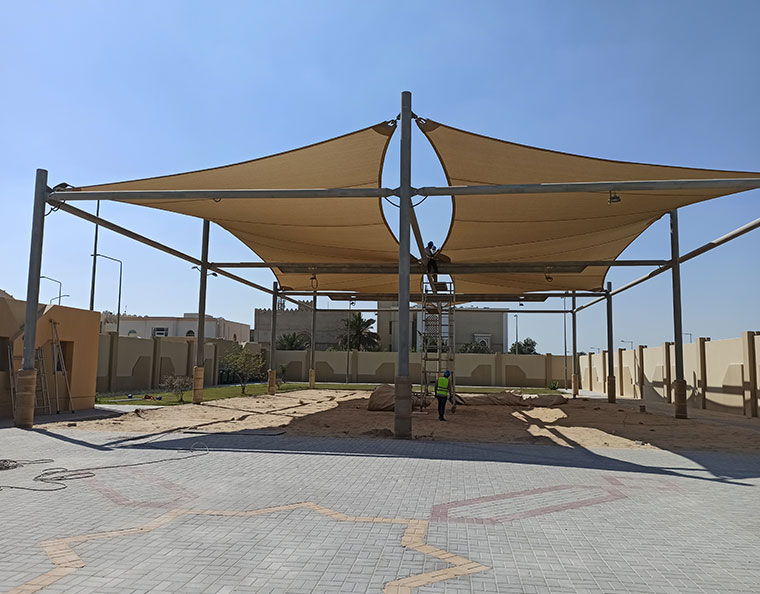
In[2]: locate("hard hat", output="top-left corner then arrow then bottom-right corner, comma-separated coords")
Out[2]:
444,370 -> 450,377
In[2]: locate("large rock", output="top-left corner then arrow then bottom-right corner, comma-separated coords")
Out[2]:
368,384 -> 396,411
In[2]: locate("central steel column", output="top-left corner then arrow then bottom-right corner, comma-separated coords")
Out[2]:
309,291 -> 317,388
88,200 -> 100,310
268,282 -> 279,394
669,210 -> 688,418
15,169 -> 49,428
571,291 -> 579,397
605,281 -> 616,403
395,90 -> 413,439
193,219 -> 210,404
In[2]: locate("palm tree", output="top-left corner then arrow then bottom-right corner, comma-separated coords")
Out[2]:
337,312 -> 381,351
276,332 -> 310,350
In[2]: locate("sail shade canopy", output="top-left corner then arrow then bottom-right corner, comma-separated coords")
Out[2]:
78,121 -> 414,294
419,119 -> 760,294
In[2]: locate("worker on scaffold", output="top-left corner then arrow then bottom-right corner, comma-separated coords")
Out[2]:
424,241 -> 439,282
436,370 -> 452,421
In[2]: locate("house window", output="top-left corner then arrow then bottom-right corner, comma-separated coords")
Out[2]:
152,327 -> 169,337
185,330 -> 195,337
127,330 -> 138,337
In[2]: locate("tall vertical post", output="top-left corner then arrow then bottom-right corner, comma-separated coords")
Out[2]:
395,90 -> 413,439
571,291 -> 579,397
309,291 -> 317,388
15,169 -> 49,428
192,219 -> 210,404
669,210 -> 688,419
605,281 -> 616,403
268,282 -> 279,394
89,201 -> 100,310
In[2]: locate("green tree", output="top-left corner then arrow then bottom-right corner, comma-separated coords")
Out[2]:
276,332 -> 310,350
220,344 -> 267,395
337,312 -> 381,351
458,341 -> 494,354
509,337 -> 539,355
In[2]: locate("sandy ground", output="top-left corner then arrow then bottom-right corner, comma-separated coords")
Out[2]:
45,389 -> 760,453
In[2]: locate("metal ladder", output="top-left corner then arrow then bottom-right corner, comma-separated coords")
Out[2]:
419,278 -> 458,410
50,320 -> 75,413
34,347 -> 52,414
7,345 -> 16,416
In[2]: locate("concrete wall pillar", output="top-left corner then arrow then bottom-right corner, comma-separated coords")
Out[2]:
107,331 -> 118,393
637,345 -> 646,399
150,337 -> 162,389
698,337 -> 710,410
618,348 -> 625,396
664,341 -> 673,403
494,352 -> 503,386
267,369 -> 276,395
545,353 -> 552,388
186,339 -> 194,377
588,352 -> 593,392
742,331 -> 758,417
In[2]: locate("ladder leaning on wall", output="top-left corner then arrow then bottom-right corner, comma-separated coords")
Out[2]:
50,320 -> 75,413
6,344 -> 53,416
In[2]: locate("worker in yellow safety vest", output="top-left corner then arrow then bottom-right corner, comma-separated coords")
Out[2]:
435,370 -> 452,421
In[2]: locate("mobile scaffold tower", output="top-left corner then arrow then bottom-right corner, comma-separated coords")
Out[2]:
419,277 -> 458,412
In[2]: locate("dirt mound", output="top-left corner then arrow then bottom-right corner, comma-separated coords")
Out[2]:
464,391 -> 567,407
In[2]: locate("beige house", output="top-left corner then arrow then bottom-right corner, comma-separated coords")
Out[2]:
1,293 -> 100,418
102,312 -> 249,342
378,302 -> 513,353
253,301 -> 349,351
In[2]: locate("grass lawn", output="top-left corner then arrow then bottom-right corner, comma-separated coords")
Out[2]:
95,382 -> 561,406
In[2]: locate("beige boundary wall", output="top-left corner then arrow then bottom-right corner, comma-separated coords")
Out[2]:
581,332 -> 759,417
275,350 -> 572,388
95,333 -> 257,393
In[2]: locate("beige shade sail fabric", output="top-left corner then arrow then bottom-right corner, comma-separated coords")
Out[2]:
78,121 -> 416,294
419,119 -> 760,295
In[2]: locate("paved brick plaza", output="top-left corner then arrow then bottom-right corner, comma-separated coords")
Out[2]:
1,425 -> 759,593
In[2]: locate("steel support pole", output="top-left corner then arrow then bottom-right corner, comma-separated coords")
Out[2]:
670,210 -> 688,418
309,292 -> 317,388
268,282 -> 278,394
16,169 -> 49,428
605,282 -> 616,403
395,90 -> 413,439
571,292 -> 579,397
89,201 -> 100,310
193,220 -> 210,404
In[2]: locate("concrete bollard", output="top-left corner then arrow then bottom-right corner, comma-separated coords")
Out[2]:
192,366 -> 204,404
308,368 -> 316,389
571,373 -> 579,398
14,369 -> 38,429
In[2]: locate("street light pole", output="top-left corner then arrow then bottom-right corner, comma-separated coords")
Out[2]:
621,340 -> 634,350
50,294 -> 70,304
93,253 -> 123,336
684,332 -> 693,343
40,275 -> 62,305
514,314 -> 519,354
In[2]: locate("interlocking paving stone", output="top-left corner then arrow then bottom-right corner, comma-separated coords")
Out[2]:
1,426 -> 760,593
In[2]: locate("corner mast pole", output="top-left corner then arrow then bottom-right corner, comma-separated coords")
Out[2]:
395,90 -> 413,439
192,219 -> 210,404
670,209 -> 688,419
15,169 -> 49,428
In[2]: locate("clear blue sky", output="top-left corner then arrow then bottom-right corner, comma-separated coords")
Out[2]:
2,0 -> 758,354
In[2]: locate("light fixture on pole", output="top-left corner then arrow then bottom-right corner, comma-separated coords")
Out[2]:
683,332 -> 693,343
49,294 -> 70,304
621,339 -> 634,350
40,275 -> 62,305
93,253 -> 122,336
192,265 -> 217,277
608,191 -> 621,205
